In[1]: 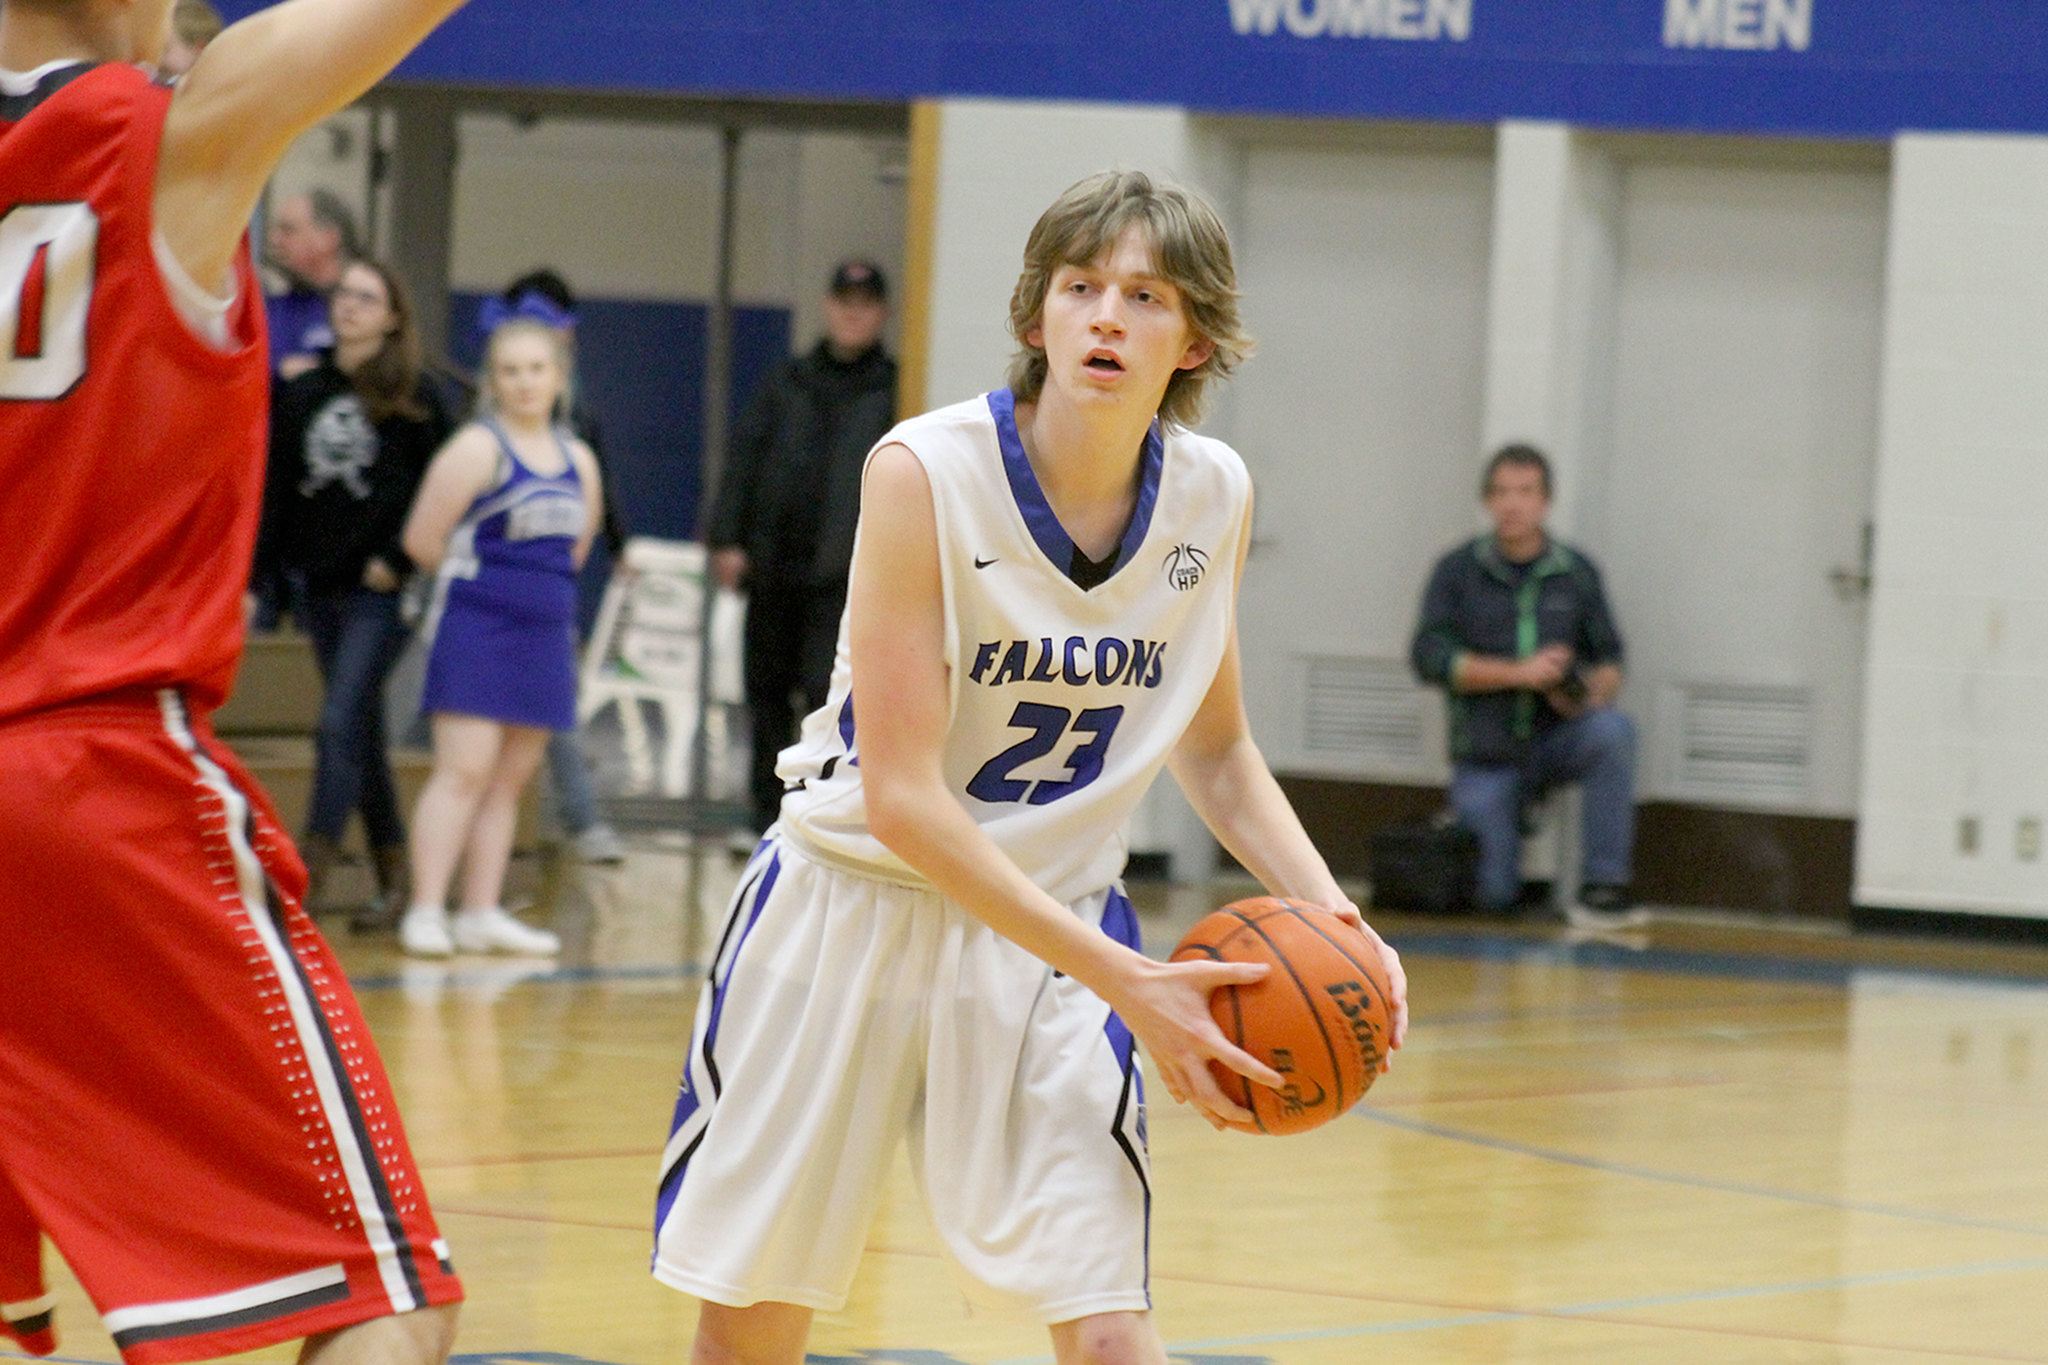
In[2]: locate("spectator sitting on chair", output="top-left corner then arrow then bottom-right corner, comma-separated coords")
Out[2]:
1410,443 -> 1642,928
265,188 -> 358,380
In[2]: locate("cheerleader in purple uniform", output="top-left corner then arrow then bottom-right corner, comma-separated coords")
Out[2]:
398,320 -> 603,957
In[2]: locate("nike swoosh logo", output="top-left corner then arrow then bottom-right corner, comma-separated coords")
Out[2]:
974,556 -> 998,569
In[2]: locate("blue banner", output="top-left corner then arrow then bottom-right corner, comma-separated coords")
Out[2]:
214,0 -> 2048,137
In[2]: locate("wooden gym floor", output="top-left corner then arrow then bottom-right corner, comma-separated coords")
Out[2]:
12,834 -> 2048,1364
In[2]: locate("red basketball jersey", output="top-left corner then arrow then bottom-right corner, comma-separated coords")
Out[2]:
0,61 -> 268,722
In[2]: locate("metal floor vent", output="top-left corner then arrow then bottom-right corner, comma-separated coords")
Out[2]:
1300,655 -> 1431,773
1671,682 -> 1812,806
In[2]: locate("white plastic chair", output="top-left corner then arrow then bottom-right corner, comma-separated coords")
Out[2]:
579,538 -> 745,799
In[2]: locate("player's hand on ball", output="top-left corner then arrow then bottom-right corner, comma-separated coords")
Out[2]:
1114,957 -> 1284,1128
1302,899 -> 1367,931
1354,917 -> 1408,1061
1297,898 -> 1406,1068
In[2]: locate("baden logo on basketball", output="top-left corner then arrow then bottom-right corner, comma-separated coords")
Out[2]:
1164,542 -> 1209,591
1327,979 -> 1387,1074
1271,1048 -> 1327,1119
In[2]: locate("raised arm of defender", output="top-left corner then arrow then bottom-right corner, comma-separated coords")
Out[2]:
155,0 -> 471,291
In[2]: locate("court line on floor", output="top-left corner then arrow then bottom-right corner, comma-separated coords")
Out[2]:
419,1145 -> 665,1171
1145,1254 -> 2048,1363
418,1204 -> 2048,1363
1393,930 -> 2048,993
412,1071 -> 1733,1168
1409,1016 -> 1849,1056
436,1204 -> 649,1235
1423,985 -> 1830,1027
339,926 -> 2048,1003
1367,1074 -> 1739,1108
346,962 -> 707,993
1357,1107 -> 2048,1238
15,1251 -> 2046,1365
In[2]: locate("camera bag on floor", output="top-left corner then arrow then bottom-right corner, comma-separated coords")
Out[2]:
1367,816 -> 1481,914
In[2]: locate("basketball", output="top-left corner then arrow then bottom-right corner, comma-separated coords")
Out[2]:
1170,897 -> 1395,1135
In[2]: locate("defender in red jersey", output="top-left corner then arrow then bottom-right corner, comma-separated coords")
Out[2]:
0,1 -> 470,1361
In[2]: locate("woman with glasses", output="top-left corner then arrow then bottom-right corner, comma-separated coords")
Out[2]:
255,256 -> 447,922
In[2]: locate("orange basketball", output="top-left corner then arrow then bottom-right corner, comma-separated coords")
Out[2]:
1169,897 -> 1395,1135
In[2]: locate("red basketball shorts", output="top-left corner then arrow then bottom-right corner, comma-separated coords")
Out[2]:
0,690 -> 462,1363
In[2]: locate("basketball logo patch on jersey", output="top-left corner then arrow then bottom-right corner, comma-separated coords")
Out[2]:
1164,542 -> 1209,592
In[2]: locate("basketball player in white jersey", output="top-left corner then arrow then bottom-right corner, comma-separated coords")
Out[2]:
652,171 -> 1409,1365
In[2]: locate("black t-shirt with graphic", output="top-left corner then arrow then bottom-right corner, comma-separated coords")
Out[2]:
254,355 -> 449,593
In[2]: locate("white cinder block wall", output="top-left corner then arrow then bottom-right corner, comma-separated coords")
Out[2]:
1220,128 -> 1495,784
920,100 -> 1208,412
790,133 -> 909,351
1480,122 -> 1623,544
450,118 -> 795,303
1856,135 -> 2048,918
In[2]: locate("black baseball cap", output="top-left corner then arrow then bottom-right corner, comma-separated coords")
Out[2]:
829,259 -> 887,300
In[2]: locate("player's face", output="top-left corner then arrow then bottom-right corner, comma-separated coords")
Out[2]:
329,265 -> 395,347
489,331 -> 565,424
1027,224 -> 1213,415
1484,464 -> 1550,544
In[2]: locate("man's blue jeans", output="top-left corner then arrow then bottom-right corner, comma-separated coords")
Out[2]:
1449,708 -> 1637,911
302,584 -> 410,847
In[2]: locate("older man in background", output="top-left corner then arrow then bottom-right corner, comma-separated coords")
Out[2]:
266,187 -> 360,379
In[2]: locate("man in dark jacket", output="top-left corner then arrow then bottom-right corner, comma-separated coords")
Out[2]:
709,259 -> 898,835
1411,444 -> 1641,926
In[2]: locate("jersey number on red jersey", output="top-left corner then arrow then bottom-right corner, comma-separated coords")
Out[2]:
1,202 -> 98,401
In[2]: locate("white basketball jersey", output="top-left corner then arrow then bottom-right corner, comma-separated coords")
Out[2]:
778,388 -> 1251,903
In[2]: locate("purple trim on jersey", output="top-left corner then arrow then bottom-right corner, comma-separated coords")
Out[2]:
457,419 -> 586,585
701,845 -> 781,1085
987,388 -> 1164,588
1099,886 -> 1141,1071
653,849 -> 782,1234
1098,884 -> 1152,1305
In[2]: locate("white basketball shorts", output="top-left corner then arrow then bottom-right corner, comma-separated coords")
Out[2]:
651,833 -> 1151,1324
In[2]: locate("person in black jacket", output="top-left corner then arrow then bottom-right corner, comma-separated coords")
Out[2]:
255,257 -> 447,918
709,259 -> 898,836
1410,444 -> 1640,927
